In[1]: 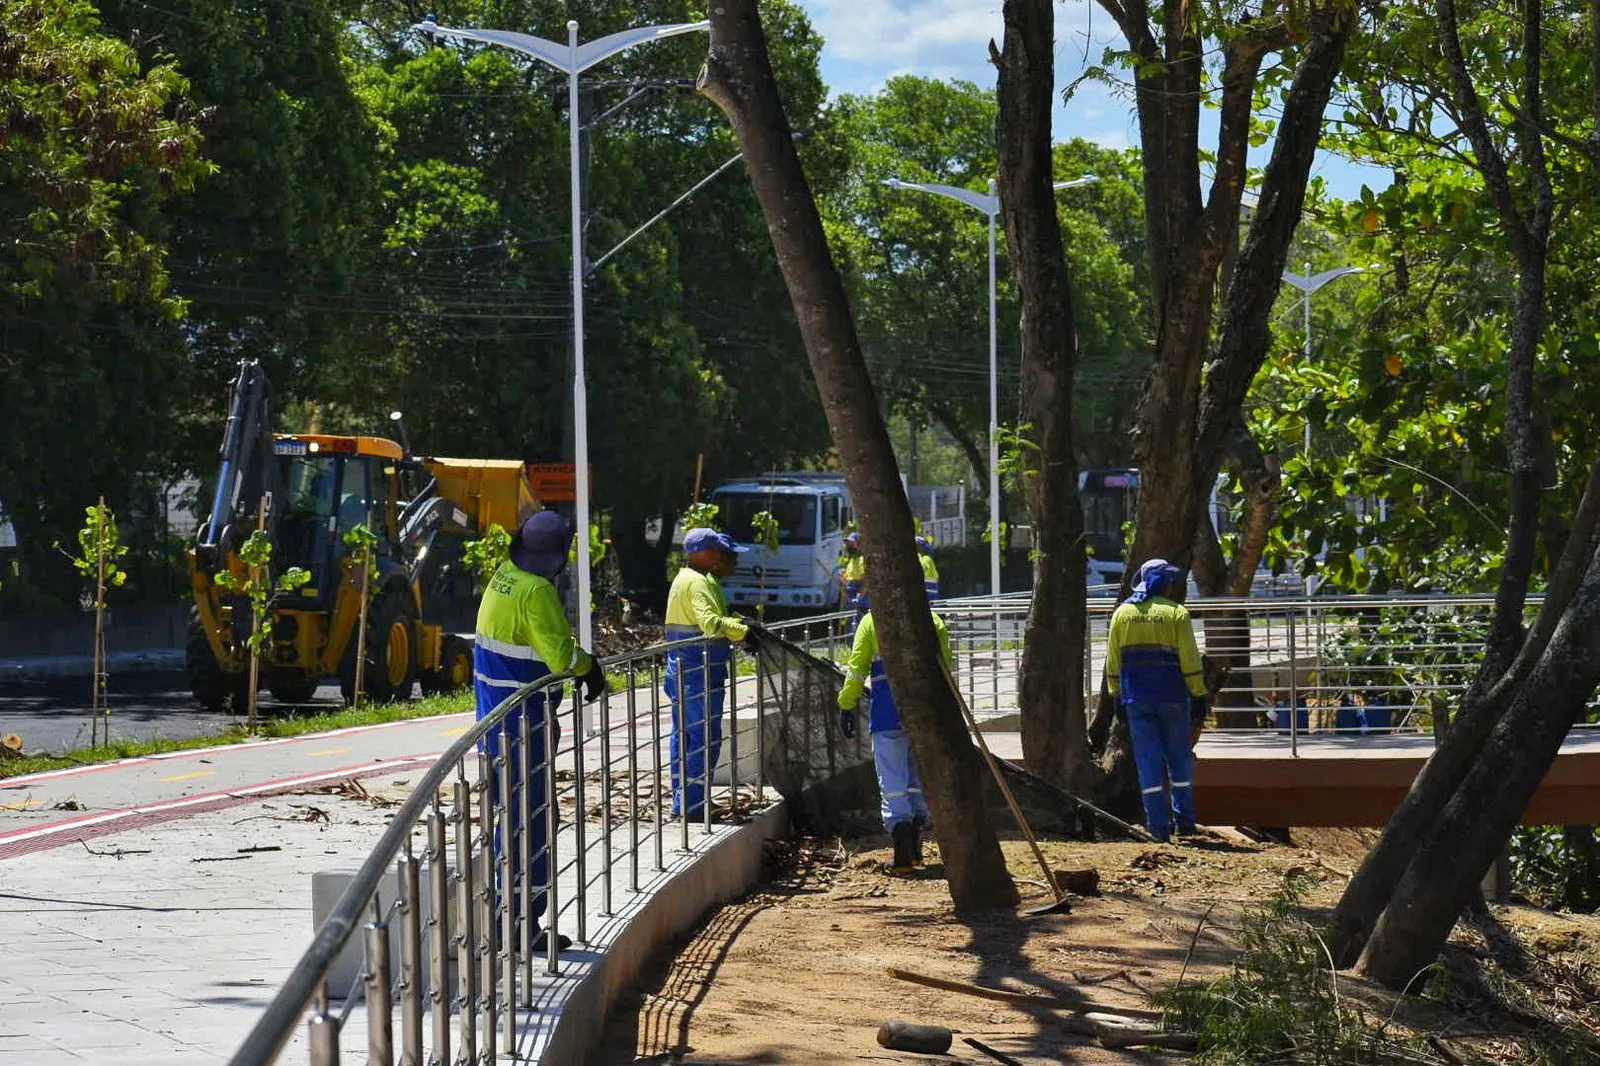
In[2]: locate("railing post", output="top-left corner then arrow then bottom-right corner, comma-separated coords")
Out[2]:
497,741 -> 517,1051
1288,610 -> 1299,758
453,772 -> 476,1064
728,647 -> 740,814
308,1010 -> 339,1066
544,703 -> 561,975
518,707 -> 535,1005
427,806 -> 450,1066
397,848 -> 423,1066
476,751 -> 497,1061
364,911 -> 394,1066
572,686 -> 589,945
652,657 -> 665,872
627,664 -> 640,894
601,681 -> 615,916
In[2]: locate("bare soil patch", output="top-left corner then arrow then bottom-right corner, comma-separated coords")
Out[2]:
590,826 -> 1600,1065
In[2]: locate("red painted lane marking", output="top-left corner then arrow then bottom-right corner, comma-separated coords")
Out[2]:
0,712 -> 472,788
0,754 -> 437,860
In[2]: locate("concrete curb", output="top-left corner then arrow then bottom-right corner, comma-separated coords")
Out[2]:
519,802 -> 789,1064
0,648 -> 184,681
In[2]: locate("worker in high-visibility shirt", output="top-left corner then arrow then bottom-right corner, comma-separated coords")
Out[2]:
841,531 -> 867,617
665,528 -> 762,818
916,536 -> 940,599
475,510 -> 607,951
837,595 -> 951,873
1103,558 -> 1208,842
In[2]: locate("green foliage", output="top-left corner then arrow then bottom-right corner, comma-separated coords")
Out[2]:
341,523 -> 380,591
0,0 -> 209,600
462,524 -> 511,589
819,76 -> 1149,473
749,510 -> 781,554
58,505 -> 130,608
1158,876 -> 1431,1063
995,422 -> 1039,495
1511,826 -> 1600,914
683,502 -> 721,532
214,530 -> 312,652
980,520 -> 1010,554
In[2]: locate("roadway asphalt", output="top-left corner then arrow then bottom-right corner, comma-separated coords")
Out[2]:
0,670 -> 350,755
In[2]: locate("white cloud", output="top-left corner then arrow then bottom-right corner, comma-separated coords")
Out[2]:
805,0 -> 1002,65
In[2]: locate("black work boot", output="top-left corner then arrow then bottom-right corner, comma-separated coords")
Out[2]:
911,816 -> 926,865
890,822 -> 916,873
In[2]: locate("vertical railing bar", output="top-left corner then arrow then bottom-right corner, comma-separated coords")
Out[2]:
518,708 -> 535,1006
600,681 -> 614,917
544,704 -> 561,976
497,742 -> 516,1053
627,663 -> 640,894
476,751 -> 497,1062
652,656 -> 665,872
426,805 -> 449,1066
571,688 -> 588,946
453,770 -> 476,1065
365,911 -> 394,1066
397,845 -> 423,1066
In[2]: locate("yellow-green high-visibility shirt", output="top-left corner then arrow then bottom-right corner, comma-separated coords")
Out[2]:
1104,596 -> 1205,704
665,566 -> 749,642
474,562 -> 593,686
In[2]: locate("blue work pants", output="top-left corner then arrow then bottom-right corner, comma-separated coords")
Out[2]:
665,646 -> 726,817
1125,700 -> 1196,841
870,728 -> 929,831
476,691 -> 558,930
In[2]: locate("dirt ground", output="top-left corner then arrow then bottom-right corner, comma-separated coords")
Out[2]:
590,826 -> 1600,1065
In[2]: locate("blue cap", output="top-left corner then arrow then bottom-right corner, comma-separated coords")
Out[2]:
509,511 -> 571,577
683,527 -> 749,555
1128,558 -> 1184,603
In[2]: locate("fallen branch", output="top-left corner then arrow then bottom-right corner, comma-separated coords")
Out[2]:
886,967 -> 1163,1020
1426,1035 -> 1465,1065
1001,763 -> 1154,842
963,1037 -> 1028,1066
1059,1011 -> 1161,1040
1100,1030 -> 1199,1051
77,839 -> 150,859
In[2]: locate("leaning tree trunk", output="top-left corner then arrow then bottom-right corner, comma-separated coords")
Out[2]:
1329,0 -> 1555,967
1361,545 -> 1600,987
993,0 -> 1092,795
698,0 -> 1018,911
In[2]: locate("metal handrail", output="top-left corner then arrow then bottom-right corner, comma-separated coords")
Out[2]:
231,669 -> 576,1066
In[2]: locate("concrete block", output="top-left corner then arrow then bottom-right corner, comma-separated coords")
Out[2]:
311,857 -> 463,999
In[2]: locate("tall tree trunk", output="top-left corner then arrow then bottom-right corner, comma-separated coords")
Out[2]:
698,0 -> 1018,911
992,0 -> 1091,794
1361,544 -> 1600,988
1329,0 -> 1555,968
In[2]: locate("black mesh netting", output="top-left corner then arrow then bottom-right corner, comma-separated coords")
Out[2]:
752,634 -> 876,830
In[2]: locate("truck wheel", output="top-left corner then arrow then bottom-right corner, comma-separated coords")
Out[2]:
421,634 -> 473,696
186,609 -> 229,712
342,589 -> 418,705
267,668 -> 320,705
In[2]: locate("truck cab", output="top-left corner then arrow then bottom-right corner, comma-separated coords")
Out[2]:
711,476 -> 850,611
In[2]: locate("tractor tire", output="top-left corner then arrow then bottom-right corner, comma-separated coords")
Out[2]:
186,608 -> 229,713
420,634 -> 474,697
342,588 -> 418,706
267,668 -> 320,705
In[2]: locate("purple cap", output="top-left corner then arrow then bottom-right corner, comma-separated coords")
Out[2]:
509,511 -> 571,577
683,527 -> 749,555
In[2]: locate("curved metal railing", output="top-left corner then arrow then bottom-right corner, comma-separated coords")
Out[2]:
230,612 -> 858,1066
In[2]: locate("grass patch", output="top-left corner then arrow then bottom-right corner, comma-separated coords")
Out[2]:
0,690 -> 474,780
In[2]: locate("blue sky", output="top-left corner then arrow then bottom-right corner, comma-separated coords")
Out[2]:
796,0 -> 1390,202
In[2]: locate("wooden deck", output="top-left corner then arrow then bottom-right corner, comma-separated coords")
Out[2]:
982,726 -> 1600,827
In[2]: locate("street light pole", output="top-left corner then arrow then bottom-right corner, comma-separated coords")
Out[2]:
1279,262 -> 1367,598
417,17 -> 708,651
883,174 -> 1097,597
1279,263 -> 1367,457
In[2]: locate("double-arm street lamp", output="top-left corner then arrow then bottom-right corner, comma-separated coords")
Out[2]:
882,175 -> 1098,597
1279,264 -> 1368,455
417,17 -> 709,649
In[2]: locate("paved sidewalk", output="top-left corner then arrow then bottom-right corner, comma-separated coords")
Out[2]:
0,782 -> 404,1065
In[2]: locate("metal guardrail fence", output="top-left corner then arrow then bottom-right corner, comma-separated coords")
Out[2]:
932,593 -> 1554,756
233,591 -> 1538,1064
230,614 -> 857,1066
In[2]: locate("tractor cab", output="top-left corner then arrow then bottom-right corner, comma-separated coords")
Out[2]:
273,435 -> 407,604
